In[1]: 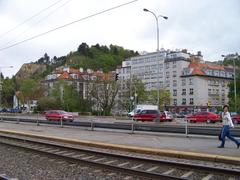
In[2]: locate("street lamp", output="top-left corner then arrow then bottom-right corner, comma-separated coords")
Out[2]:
0,66 -> 13,108
222,53 -> 238,112
143,8 -> 168,109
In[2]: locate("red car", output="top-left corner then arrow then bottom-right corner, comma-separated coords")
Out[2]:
187,112 -> 220,123
45,110 -> 74,122
232,114 -> 240,124
133,109 -> 160,122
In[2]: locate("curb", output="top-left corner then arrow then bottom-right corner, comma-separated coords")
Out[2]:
0,129 -> 239,165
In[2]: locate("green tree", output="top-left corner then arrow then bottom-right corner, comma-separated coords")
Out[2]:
90,79 -> 119,116
147,89 -> 171,111
19,79 -> 44,110
118,77 -> 146,112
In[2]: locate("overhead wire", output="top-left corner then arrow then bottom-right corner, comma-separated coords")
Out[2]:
0,0 -> 138,52
0,0 -> 74,48
0,0 -> 65,40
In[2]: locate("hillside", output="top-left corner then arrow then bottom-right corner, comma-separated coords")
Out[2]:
15,63 -> 47,79
17,43 -> 138,79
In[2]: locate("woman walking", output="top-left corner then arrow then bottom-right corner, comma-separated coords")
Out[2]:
218,105 -> 240,148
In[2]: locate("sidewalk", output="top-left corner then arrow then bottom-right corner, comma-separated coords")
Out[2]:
0,122 -> 239,160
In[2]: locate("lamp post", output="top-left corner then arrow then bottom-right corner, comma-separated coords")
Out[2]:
0,66 -> 13,108
143,8 -> 168,109
222,53 -> 238,112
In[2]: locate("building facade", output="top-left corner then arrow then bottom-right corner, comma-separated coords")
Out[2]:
117,50 -> 233,113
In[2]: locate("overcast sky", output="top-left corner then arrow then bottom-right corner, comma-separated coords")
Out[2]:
0,0 -> 239,77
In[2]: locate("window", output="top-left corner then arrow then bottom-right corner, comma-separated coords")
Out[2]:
182,89 -> 186,95
208,89 -> 211,95
189,78 -> 193,85
173,71 -> 177,77
182,98 -> 186,105
173,99 -> 177,105
165,62 -> 169,69
182,79 -> 186,86
173,89 -> 177,96
190,98 -> 194,105
166,80 -> 170,87
189,88 -> 194,95
166,71 -> 170,79
173,80 -> 177,87
172,61 -> 177,68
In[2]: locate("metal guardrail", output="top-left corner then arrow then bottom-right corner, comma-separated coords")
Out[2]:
0,116 -> 240,137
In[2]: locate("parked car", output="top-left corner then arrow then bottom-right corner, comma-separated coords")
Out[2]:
8,108 -> 22,113
232,114 -> 240,124
160,111 -> 173,121
45,110 -> 74,122
186,111 -> 220,123
133,109 -> 160,122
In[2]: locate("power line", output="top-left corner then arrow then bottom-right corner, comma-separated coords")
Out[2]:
0,0 -> 65,40
0,0 -> 138,52
0,0 -> 74,48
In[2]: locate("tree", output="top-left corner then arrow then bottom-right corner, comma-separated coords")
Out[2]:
2,77 -> 15,107
118,77 -> 146,112
19,79 -> 44,110
147,89 -> 171,110
90,79 -> 119,115
77,42 -> 89,56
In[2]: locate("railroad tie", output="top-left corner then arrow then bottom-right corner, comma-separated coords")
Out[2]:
162,168 -> 175,175
146,166 -> 159,172
181,171 -> 193,178
54,151 -> 68,155
81,155 -> 95,160
72,154 -> 86,158
118,162 -> 130,167
62,152 -> 75,156
201,174 -> 213,180
131,164 -> 144,169
93,158 -> 106,162
105,160 -> 118,164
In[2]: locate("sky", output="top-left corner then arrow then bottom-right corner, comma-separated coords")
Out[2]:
0,0 -> 239,77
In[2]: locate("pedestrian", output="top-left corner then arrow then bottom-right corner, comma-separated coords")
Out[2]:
218,105 -> 240,148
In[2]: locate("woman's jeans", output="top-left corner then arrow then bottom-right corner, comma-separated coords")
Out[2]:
219,125 -> 239,147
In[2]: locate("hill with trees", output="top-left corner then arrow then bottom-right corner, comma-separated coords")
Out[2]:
16,43 -> 138,80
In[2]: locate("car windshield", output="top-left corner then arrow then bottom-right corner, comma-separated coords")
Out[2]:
58,111 -> 67,114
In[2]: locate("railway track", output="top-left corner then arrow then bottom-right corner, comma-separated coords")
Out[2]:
0,132 -> 239,180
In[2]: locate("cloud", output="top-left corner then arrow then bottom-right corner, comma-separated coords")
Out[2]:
0,0 -> 239,77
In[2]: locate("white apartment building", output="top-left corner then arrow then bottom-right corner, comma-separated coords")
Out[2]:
117,50 -> 234,113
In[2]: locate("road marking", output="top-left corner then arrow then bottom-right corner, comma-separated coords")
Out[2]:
146,166 -> 159,172
181,171 -> 193,178
81,155 -> 95,160
131,164 -> 144,169
105,160 -> 117,164
72,154 -> 86,158
93,158 -> 106,162
162,168 -> 175,175
202,174 -> 213,180
118,162 -> 129,167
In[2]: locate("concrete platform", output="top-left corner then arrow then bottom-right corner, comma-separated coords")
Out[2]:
0,122 -> 239,163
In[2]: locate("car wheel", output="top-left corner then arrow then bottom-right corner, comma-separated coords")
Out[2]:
206,119 -> 211,124
234,120 -> 238,124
